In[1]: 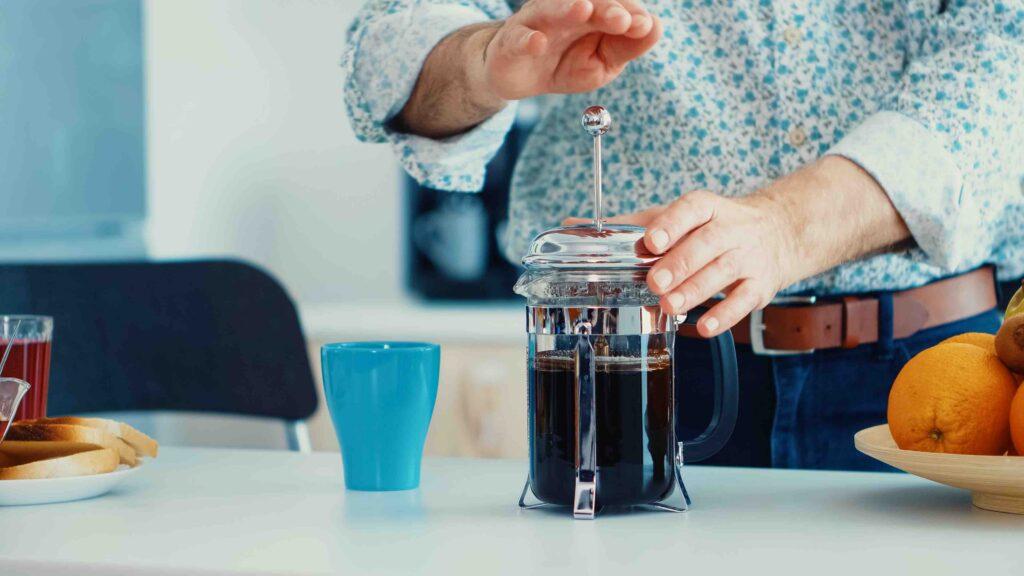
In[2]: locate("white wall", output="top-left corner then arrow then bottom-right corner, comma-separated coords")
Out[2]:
144,0 -> 405,305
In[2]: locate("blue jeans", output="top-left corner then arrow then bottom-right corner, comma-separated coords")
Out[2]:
675,306 -> 1002,472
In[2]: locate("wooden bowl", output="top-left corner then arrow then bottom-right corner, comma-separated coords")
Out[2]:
855,424 -> 1024,514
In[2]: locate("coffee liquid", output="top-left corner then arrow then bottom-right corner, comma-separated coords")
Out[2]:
529,348 -> 673,507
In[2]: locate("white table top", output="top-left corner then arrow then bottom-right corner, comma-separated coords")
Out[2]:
1,447 -> 1021,576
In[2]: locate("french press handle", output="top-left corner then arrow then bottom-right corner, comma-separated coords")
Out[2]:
572,319 -> 598,519
678,307 -> 739,462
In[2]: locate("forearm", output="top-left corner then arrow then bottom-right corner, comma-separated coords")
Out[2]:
752,156 -> 912,289
603,153 -> 912,334
392,22 -> 507,139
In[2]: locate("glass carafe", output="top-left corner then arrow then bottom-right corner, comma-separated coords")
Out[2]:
514,105 -> 740,518
514,225 -> 739,517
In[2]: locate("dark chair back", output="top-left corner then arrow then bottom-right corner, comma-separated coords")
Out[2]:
0,260 -> 318,421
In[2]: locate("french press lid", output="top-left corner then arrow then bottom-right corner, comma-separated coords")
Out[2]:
514,106 -> 675,324
521,224 -> 658,270
520,106 -> 658,271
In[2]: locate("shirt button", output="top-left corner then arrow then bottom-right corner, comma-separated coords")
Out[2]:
788,127 -> 807,147
783,26 -> 802,47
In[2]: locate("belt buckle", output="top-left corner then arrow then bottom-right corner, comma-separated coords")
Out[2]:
750,295 -> 818,356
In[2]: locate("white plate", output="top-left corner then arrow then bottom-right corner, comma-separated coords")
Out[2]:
0,462 -> 143,506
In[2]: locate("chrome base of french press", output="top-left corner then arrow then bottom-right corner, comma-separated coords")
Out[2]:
517,441 -> 692,517
647,441 -> 691,513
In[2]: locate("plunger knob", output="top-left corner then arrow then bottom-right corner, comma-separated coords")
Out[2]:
581,106 -> 611,136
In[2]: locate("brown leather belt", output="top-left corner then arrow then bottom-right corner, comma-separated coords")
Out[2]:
681,267 -> 997,355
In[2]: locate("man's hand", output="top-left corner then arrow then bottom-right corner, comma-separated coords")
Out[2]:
564,157 -> 912,337
479,0 -> 662,101
395,0 -> 661,138
570,192 -> 795,336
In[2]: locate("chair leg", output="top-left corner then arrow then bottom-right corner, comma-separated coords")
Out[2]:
285,420 -> 312,453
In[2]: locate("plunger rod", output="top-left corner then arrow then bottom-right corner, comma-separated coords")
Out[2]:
593,136 -> 602,231
581,105 -> 611,232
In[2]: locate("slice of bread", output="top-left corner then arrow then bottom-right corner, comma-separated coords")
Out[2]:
0,440 -> 100,465
26,417 -> 158,458
0,448 -> 119,480
6,423 -> 138,467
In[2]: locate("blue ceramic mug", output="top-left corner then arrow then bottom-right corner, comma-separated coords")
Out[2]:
321,342 -> 440,491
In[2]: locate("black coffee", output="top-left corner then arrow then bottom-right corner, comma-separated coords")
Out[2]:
528,348 -> 674,507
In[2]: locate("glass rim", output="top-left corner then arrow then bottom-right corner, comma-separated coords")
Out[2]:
1,315 -> 54,340
1,315 -> 53,323
322,341 -> 438,354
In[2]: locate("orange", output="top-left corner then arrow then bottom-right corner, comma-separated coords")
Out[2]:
888,343 -> 1017,455
940,332 -> 996,354
1011,384 -> 1024,456
940,332 -> 1023,384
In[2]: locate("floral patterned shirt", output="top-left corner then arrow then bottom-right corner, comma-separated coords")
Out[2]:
343,0 -> 1024,295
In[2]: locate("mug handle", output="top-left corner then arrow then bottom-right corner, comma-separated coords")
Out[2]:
679,308 -> 740,463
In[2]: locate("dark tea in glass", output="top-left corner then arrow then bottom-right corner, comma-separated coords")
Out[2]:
528,346 -> 673,507
0,316 -> 54,421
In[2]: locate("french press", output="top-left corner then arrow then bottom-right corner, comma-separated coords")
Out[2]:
514,106 -> 740,518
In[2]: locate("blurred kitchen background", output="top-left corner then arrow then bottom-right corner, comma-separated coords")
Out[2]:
2,0 -> 534,457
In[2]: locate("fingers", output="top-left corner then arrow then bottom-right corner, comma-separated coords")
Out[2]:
500,23 -> 547,57
696,280 -> 767,337
508,0 -> 656,81
589,0 -> 632,34
647,221 -> 733,295
519,0 -> 593,27
625,13 -> 654,39
562,217 -> 594,226
521,0 -> 648,35
643,190 -> 716,255
658,249 -> 741,312
615,0 -> 654,38
564,0 -> 594,22
598,12 -> 661,67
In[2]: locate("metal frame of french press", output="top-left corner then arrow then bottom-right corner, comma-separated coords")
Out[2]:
517,305 -> 692,518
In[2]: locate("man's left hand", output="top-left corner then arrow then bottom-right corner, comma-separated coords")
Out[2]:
568,190 -> 795,337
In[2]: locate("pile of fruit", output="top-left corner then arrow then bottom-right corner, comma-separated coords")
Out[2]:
888,284 -> 1024,456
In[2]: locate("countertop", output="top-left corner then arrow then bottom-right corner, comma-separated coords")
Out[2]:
1,447 -> 1021,575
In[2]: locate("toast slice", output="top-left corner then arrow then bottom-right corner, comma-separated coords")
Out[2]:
26,416 -> 158,458
0,448 -> 119,480
0,440 -> 101,465
6,423 -> 138,467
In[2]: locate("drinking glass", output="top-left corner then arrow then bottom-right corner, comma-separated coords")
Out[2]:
0,315 -> 53,421
321,342 -> 440,491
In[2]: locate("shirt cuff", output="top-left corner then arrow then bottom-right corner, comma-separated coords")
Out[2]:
347,4 -> 490,129
344,3 -> 515,192
389,104 -> 518,192
825,111 -> 965,271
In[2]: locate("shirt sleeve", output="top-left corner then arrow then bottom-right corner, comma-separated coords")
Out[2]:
826,1 -> 1024,271
342,0 -> 518,192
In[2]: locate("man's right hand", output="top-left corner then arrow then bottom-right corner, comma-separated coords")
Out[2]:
395,0 -> 661,139
477,0 -> 662,101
